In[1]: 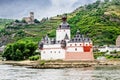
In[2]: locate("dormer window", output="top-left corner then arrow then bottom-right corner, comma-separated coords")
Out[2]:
76,39 -> 77,42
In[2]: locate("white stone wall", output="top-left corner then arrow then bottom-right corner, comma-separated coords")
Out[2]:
56,29 -> 70,41
98,46 -> 120,52
41,44 -> 65,60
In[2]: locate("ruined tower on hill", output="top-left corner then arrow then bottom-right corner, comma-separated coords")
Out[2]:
23,12 -> 34,24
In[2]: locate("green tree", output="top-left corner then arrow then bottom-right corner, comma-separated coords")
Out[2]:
15,19 -> 20,23
21,19 -> 26,23
34,19 -> 40,23
111,0 -> 120,5
104,0 -> 109,3
2,40 -> 37,61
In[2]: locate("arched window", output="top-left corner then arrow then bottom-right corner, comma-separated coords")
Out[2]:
75,44 -> 77,46
75,48 -> 77,51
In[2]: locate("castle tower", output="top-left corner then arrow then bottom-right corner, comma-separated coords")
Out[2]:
30,12 -> 34,21
56,15 -> 70,41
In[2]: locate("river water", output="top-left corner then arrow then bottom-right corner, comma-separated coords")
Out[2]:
0,64 -> 120,80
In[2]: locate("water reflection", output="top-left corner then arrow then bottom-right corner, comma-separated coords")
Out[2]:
0,64 -> 120,80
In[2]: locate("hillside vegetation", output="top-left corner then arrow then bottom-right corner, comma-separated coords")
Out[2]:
68,0 -> 120,45
0,0 -> 120,46
0,19 -> 13,30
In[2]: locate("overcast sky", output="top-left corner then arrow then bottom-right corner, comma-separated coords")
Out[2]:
0,0 -> 97,20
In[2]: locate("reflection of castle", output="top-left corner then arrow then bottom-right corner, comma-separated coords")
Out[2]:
23,12 -> 34,24
39,16 -> 94,60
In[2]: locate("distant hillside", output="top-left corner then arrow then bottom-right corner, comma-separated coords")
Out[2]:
0,19 -> 13,30
0,0 -> 120,46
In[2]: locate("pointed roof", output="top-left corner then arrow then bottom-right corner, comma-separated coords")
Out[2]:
76,29 -> 80,34
64,34 -> 69,40
58,15 -> 70,29
44,34 -> 49,41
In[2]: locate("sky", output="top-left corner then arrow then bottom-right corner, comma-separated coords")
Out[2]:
0,0 -> 97,20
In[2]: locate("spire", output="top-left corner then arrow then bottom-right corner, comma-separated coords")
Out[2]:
45,34 -> 49,41
64,34 -> 69,40
58,15 -> 70,29
62,15 -> 67,23
76,29 -> 80,34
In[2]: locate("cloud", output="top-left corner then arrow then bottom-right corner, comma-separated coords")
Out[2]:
0,0 -> 52,19
0,0 -> 97,20
72,0 -> 97,8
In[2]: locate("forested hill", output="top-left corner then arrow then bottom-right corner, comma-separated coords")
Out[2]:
68,0 -> 120,45
0,0 -> 120,46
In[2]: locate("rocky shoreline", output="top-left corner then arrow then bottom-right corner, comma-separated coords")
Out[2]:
1,60 -> 120,69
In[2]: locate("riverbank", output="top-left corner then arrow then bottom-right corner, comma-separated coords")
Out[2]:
1,60 -> 120,69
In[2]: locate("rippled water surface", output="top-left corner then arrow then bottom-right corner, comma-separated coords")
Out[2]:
0,64 -> 120,80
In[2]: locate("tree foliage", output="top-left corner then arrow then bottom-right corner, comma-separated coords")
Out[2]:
68,0 -> 120,45
2,40 -> 37,60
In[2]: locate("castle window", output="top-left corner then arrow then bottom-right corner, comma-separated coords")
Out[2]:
59,51 -> 60,53
50,51 -> 52,53
54,51 -> 56,53
75,44 -> 77,46
75,48 -> 77,51
44,51 -> 45,53
80,44 -> 82,46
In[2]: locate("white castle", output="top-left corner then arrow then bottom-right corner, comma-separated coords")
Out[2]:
39,16 -> 94,61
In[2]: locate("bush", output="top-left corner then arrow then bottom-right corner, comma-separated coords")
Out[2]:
40,60 -> 45,65
2,40 -> 37,60
29,55 -> 40,61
